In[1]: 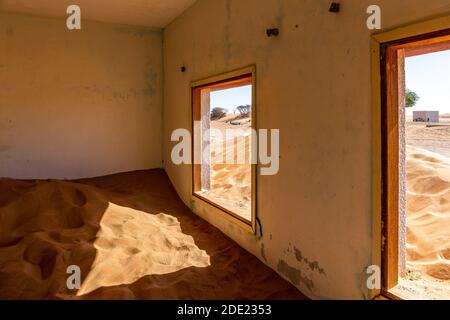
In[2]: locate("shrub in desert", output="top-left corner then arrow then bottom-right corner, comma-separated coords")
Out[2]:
211,107 -> 227,120
236,105 -> 252,118
406,89 -> 420,108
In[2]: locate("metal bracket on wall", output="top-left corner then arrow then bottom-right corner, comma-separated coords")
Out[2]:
329,2 -> 340,13
266,28 -> 279,38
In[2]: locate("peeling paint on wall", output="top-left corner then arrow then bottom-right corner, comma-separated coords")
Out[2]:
275,243 -> 326,293
294,247 -> 326,276
277,259 -> 314,292
261,243 -> 267,262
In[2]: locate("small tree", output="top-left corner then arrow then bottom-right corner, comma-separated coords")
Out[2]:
211,107 -> 227,120
405,89 -> 420,108
236,104 -> 251,117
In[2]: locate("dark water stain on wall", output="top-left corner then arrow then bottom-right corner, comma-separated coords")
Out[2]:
294,247 -> 326,276
142,67 -> 159,112
112,91 -> 132,102
261,243 -> 267,262
277,259 -> 314,292
143,67 -> 158,98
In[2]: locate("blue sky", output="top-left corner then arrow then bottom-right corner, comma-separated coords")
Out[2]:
210,85 -> 252,112
405,49 -> 450,115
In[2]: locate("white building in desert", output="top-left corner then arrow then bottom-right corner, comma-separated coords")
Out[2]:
413,111 -> 439,123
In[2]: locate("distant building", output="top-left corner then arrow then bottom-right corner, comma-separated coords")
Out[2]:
413,111 -> 439,123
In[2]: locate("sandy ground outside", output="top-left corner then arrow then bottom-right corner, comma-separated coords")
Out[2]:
0,169 -> 306,300
197,114 -> 252,222
391,114 -> 450,299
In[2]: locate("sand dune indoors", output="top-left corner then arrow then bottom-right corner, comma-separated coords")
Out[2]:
78,203 -> 211,296
0,170 -> 305,300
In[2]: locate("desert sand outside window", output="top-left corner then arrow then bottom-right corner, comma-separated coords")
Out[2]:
191,66 -> 256,230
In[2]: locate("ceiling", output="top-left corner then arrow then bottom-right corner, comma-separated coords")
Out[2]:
0,0 -> 197,28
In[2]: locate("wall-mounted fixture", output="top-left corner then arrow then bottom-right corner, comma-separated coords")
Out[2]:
329,2 -> 340,13
266,28 -> 279,37
181,66 -> 186,73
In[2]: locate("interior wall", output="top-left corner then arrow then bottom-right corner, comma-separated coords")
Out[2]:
163,0 -> 450,299
0,12 -> 163,179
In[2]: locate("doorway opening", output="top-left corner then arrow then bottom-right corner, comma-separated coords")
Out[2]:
381,30 -> 450,299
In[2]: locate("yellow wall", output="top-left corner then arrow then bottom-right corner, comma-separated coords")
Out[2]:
0,12 -> 163,179
163,0 -> 450,299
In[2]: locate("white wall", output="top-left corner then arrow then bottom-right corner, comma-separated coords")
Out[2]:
0,12 -> 163,179
163,0 -> 450,299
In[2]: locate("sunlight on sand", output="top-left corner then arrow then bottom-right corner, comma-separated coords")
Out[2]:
391,146 -> 450,300
77,203 -> 210,296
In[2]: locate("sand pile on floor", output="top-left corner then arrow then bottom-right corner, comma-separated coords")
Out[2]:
397,146 -> 450,299
0,170 -> 305,300
78,203 -> 210,296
